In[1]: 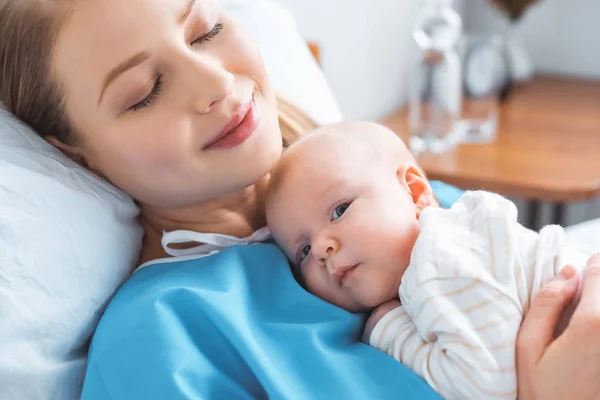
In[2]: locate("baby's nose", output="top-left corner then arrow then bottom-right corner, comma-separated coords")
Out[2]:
315,237 -> 338,262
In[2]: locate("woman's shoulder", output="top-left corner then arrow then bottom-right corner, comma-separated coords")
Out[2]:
82,243 -> 292,399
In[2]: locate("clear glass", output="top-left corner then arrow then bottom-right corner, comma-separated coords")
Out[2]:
409,0 -> 463,154
456,34 -> 506,144
456,94 -> 499,144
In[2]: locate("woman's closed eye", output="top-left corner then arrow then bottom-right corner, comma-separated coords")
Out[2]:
192,22 -> 223,46
128,75 -> 164,112
126,23 -> 224,113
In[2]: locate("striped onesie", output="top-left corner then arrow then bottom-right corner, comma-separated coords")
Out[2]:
370,191 -> 588,400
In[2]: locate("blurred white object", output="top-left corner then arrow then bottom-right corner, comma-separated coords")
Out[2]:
457,34 -> 508,144
460,0 -> 534,82
409,0 -> 463,154
565,218 -> 600,255
505,27 -> 534,82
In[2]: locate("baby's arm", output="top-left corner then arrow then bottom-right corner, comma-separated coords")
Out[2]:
370,191 -> 529,400
371,277 -> 520,400
363,300 -> 401,343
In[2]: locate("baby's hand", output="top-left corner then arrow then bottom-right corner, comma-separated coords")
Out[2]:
362,300 -> 402,343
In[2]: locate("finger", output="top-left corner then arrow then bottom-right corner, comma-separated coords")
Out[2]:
578,254 -> 600,308
517,265 -> 579,366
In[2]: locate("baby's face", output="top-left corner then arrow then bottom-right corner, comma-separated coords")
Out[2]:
267,125 -> 427,312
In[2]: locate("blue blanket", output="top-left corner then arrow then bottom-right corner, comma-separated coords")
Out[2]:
81,182 -> 459,399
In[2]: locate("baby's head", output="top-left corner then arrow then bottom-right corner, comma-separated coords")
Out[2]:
266,121 -> 437,312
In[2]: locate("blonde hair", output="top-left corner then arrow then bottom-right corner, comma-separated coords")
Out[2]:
277,94 -> 318,147
0,1 -> 315,147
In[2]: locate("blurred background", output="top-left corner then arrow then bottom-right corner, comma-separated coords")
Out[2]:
274,0 -> 600,228
275,0 -> 600,119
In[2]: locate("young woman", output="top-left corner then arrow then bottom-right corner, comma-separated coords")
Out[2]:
1,0 -> 599,398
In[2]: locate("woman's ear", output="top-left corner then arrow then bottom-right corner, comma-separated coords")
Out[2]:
46,136 -> 81,157
46,137 -> 107,179
46,136 -> 89,168
397,164 -> 437,217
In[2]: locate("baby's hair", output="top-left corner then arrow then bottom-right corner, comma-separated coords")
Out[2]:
267,121 -> 420,211
298,121 -> 416,162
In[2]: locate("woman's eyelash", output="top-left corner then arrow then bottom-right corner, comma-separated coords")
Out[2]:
126,23 -> 224,113
193,22 -> 224,45
129,75 -> 163,112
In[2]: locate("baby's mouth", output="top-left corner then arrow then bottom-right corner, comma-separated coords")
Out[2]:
333,264 -> 359,285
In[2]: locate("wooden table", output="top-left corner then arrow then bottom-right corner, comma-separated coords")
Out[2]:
381,75 -> 600,229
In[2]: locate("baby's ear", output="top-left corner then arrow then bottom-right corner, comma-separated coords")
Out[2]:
397,165 -> 437,217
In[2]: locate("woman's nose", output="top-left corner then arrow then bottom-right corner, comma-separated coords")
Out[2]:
186,56 -> 235,113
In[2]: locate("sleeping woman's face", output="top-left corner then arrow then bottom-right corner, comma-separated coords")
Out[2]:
51,0 -> 282,209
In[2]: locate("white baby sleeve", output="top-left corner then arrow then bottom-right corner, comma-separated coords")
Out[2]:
386,192 -> 530,400
370,305 -> 419,363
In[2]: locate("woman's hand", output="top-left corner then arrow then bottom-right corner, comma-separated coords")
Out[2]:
362,300 -> 401,343
517,254 -> 600,400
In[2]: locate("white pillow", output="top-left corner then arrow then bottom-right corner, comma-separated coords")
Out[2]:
0,1 -> 342,398
0,107 -> 143,399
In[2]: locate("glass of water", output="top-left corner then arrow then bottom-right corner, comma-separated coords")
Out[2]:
455,34 -> 508,144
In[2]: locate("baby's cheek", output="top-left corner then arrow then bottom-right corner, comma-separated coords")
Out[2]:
397,224 -> 420,262
397,239 -> 415,269
303,270 -> 326,298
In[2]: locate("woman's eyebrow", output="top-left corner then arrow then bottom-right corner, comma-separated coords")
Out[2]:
98,52 -> 150,107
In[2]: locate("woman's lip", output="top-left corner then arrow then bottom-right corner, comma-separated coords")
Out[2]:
203,97 -> 259,150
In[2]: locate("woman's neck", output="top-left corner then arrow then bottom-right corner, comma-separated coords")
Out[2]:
138,175 -> 270,264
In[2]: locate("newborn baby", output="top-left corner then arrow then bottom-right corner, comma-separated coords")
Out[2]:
265,121 -> 588,400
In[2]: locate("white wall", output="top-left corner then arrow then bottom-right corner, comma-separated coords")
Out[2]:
519,0 -> 600,78
278,0 -> 600,119
273,0 -> 425,120
460,0 -> 600,79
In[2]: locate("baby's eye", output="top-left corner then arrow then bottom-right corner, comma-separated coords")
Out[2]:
298,245 -> 311,263
331,202 -> 351,221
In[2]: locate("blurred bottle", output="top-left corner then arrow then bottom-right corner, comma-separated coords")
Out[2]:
409,0 -> 463,154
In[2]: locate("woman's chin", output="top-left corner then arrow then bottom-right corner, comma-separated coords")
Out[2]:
245,141 -> 282,185
220,126 -> 280,193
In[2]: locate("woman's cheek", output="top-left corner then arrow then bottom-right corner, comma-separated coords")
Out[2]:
224,19 -> 271,91
131,115 -> 191,164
